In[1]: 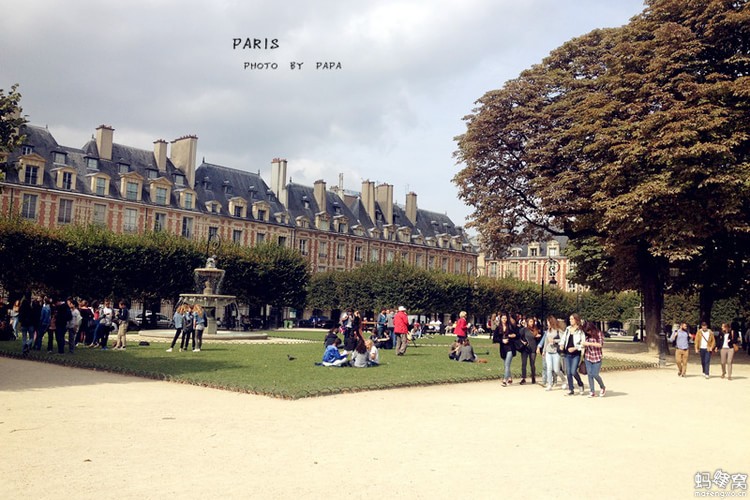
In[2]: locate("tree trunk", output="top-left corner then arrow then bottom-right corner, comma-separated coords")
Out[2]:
637,242 -> 665,355
698,287 -> 714,328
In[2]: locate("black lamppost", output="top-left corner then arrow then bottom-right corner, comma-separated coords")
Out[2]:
540,257 -> 559,330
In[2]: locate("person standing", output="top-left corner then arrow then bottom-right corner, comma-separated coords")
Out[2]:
454,311 -> 468,343
386,309 -> 395,349
541,315 -> 564,391
66,298 -> 81,353
582,321 -> 606,397
376,309 -> 387,339
519,317 -> 540,385
18,291 -> 36,354
35,296 -> 52,352
561,314 -> 586,395
718,323 -> 738,380
166,304 -> 185,352
112,300 -> 129,350
669,323 -> 691,377
96,299 -> 114,349
54,298 -> 72,354
695,321 -> 716,379
394,306 -> 409,356
181,305 -> 194,352
193,304 -> 207,352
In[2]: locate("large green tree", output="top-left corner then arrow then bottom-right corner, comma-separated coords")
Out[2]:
0,84 -> 27,183
454,0 -> 750,351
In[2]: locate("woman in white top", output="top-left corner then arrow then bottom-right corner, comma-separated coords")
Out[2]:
561,313 -> 586,395
542,315 -> 564,390
365,339 -> 380,366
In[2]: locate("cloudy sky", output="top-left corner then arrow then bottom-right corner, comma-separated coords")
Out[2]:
1,0 -> 645,230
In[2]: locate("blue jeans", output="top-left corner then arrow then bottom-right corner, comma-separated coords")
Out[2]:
564,353 -> 584,391
545,352 -> 562,385
700,349 -> 711,376
502,351 -> 514,380
585,359 -> 605,392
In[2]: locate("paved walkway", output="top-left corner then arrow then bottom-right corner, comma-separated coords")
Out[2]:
1,351 -> 748,499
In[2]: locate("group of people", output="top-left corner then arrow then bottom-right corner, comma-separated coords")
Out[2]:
2,292 -> 130,353
489,312 -> 607,397
670,321 -> 741,380
166,303 -> 208,353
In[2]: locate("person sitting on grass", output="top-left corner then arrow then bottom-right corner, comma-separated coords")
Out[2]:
449,339 -> 462,360
351,338 -> 369,368
365,339 -> 380,366
457,337 -> 477,362
321,338 -> 349,367
324,327 -> 340,346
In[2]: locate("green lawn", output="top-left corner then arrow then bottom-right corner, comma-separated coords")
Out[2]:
0,334 -> 655,399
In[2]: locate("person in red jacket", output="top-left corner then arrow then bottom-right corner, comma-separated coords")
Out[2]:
454,311 -> 468,342
394,306 -> 410,356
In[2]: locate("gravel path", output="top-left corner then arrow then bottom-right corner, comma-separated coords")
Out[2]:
1,351 -> 748,499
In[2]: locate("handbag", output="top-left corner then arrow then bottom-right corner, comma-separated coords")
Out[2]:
733,344 -> 740,353
578,359 -> 587,375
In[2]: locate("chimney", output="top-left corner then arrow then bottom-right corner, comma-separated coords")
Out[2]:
375,183 -> 393,225
170,135 -> 198,189
153,139 -> 168,172
95,125 -> 114,160
270,158 -> 289,207
361,180 -> 376,223
314,179 -> 327,213
406,191 -> 417,225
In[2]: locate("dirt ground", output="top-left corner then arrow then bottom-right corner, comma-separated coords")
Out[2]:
2,351 -> 749,500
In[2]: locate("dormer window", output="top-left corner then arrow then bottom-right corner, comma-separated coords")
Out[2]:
118,163 -> 130,175
53,165 -> 77,191
223,180 -> 232,194
88,173 -> 111,196
126,181 -> 139,200
146,169 -> 159,180
24,165 -> 39,185
174,174 -> 186,187
228,197 -> 247,218
96,177 -> 107,195
202,177 -> 211,190
86,158 -> 98,170
119,172 -> 144,202
333,202 -> 341,215
252,201 -> 271,222
22,145 -> 34,156
53,152 -> 67,165
302,196 -> 310,210
61,171 -> 73,190
184,192 -> 194,209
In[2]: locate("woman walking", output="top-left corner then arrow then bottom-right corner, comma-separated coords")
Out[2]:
582,321 -> 606,397
561,314 -> 586,396
542,315 -> 564,391
493,312 -> 517,387
695,321 -> 716,379
519,317 -> 541,385
718,323 -> 738,380
454,311 -> 468,343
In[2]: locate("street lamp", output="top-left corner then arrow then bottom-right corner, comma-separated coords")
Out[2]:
540,257 -> 559,331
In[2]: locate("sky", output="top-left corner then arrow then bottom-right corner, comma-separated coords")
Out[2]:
0,0 -> 645,231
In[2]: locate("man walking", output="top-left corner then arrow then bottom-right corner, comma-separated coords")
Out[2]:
669,323 -> 691,377
394,306 -> 409,356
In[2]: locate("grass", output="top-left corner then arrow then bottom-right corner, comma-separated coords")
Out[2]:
0,333 -> 655,399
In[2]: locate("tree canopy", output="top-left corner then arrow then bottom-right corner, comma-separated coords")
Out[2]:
454,0 -> 750,348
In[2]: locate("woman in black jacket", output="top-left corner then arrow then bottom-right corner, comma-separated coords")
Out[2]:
494,312 -> 517,387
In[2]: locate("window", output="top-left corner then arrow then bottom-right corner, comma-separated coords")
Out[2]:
530,247 -> 538,257
278,236 -> 287,247
24,166 -> 38,185
146,169 -> 159,180
208,226 -> 219,241
154,212 -> 167,232
529,261 -> 538,280
415,254 -> 424,268
21,194 -> 37,219
429,255 -> 436,269
402,251 -> 409,263
490,262 -> 498,277
126,181 -> 138,201
234,206 -> 242,217
454,259 -> 461,274
58,199 -> 73,224
337,243 -> 346,260
62,171 -> 73,190
93,203 -> 107,226
86,158 -> 98,170
548,246 -> 558,257
123,208 -> 138,233
299,239 -> 308,255
442,257 -> 448,272
53,152 -> 66,165
370,248 -> 379,262
319,241 -> 328,257
174,174 -> 186,187
256,232 -> 265,244
155,187 -> 168,205
22,145 -> 33,155
354,246 -> 362,262
95,177 -> 106,196
509,261 -> 519,278
184,193 -> 193,209
386,250 -> 394,263
511,248 -> 521,257
118,163 -> 130,174
232,229 -> 243,244
181,217 -> 193,238
257,209 -> 266,221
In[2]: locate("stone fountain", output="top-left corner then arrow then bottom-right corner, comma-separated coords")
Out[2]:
178,255 -> 266,339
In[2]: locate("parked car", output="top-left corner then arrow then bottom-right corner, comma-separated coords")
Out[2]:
132,311 -> 173,330
299,315 -> 336,329
606,328 -> 627,337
